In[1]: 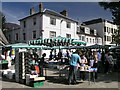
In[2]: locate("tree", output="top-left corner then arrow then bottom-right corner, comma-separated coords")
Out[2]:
99,2 -> 120,45
0,12 -> 6,30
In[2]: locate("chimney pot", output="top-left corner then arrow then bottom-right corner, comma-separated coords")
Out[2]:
39,3 -> 43,12
60,9 -> 68,17
30,7 -> 35,15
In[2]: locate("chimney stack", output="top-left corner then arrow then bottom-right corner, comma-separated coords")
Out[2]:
30,7 -> 35,15
39,3 -> 43,12
60,10 -> 68,17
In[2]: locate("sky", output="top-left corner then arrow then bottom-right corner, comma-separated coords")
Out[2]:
2,2 -> 113,25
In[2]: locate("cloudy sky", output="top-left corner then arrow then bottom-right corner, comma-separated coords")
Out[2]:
2,2 -> 113,24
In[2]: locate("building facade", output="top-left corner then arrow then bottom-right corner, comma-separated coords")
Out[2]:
77,25 -> 102,46
19,3 -> 79,44
3,23 -> 20,44
83,18 -> 118,45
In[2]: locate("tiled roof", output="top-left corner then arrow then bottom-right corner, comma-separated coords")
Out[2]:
83,18 -> 114,25
4,23 -> 20,31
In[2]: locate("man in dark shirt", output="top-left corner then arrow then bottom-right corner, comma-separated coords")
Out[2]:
38,53 -> 46,76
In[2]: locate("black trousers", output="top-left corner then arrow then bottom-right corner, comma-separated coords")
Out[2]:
80,71 -> 86,80
39,65 -> 44,76
68,65 -> 77,84
105,61 -> 110,73
91,72 -> 97,79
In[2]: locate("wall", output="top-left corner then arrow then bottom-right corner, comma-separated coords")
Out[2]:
5,28 -> 21,44
42,14 -> 78,39
20,14 -> 42,43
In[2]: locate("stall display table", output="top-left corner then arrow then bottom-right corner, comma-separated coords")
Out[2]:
80,68 -> 97,85
58,65 -> 97,85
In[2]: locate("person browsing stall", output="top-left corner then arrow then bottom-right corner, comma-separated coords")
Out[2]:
80,54 -> 88,81
68,50 -> 81,85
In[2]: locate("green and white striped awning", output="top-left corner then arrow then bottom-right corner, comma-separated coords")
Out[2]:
29,36 -> 86,46
4,43 -> 46,49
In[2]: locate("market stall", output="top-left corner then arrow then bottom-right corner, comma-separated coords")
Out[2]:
1,43 -> 48,87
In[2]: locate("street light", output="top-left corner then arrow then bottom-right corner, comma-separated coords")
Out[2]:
60,19 -> 63,35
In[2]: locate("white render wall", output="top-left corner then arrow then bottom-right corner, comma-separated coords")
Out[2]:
104,21 -> 118,45
42,14 -> 78,58
86,21 -> 118,45
78,34 -> 102,46
42,14 -> 78,39
86,22 -> 105,45
20,14 -> 43,43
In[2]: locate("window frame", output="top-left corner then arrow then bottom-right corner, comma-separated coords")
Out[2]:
23,33 -> 26,40
66,34 -> 71,38
50,17 -> 56,25
66,21 -> 71,28
33,31 -> 36,39
33,17 -> 36,25
49,31 -> 56,38
15,33 -> 19,41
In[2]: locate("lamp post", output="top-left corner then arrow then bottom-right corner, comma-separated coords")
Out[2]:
60,19 -> 63,35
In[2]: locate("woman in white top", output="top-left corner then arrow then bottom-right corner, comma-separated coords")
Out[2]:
80,54 -> 88,81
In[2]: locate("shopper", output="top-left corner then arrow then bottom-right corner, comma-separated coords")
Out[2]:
80,54 -> 88,81
38,53 -> 46,76
97,50 -> 102,73
108,52 -> 114,73
90,51 -> 98,80
68,50 -> 81,85
104,51 -> 109,74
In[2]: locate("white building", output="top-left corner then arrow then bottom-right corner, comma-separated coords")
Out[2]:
77,25 -> 102,46
19,3 -> 79,44
18,3 -> 80,57
83,18 -> 118,45
4,3 -> 103,47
